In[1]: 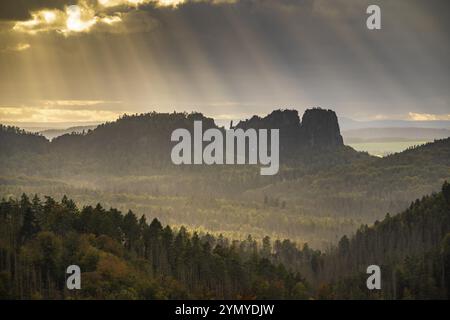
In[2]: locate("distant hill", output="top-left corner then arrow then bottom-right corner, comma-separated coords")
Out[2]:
0,125 -> 48,156
242,137 -> 450,228
343,127 -> 450,144
1,111 -> 450,250
340,117 -> 450,131
0,108 -> 348,175
39,125 -> 98,140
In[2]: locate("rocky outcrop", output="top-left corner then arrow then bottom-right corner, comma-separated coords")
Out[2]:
235,108 -> 343,152
300,108 -> 343,148
1,108 -> 344,173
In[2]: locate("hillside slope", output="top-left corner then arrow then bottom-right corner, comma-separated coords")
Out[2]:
1,111 -> 449,249
318,182 -> 450,299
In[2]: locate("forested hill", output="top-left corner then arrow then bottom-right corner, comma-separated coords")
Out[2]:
0,125 -> 48,156
0,108 -> 347,175
315,182 -> 450,299
2,111 -> 450,250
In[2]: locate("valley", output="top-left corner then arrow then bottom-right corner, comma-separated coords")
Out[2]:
1,109 -> 449,249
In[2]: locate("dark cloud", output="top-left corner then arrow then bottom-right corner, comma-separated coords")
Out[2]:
0,0 -> 77,21
135,0 -> 450,116
0,0 -> 449,121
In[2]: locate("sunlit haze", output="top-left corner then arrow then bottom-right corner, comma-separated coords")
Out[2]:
0,0 -> 449,128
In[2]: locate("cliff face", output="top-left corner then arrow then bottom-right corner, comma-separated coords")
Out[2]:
235,108 -> 344,151
235,110 -> 300,130
300,108 -> 344,148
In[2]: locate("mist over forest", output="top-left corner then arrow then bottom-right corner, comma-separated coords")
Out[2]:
1,108 -> 450,299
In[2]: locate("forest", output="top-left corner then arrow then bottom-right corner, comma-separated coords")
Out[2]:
1,109 -> 450,299
1,110 -> 449,248
0,182 -> 448,299
0,194 -> 308,299
314,181 -> 450,299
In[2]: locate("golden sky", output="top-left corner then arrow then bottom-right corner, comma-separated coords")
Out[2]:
0,0 -> 449,128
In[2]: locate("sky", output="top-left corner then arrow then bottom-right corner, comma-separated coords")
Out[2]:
0,0 -> 449,128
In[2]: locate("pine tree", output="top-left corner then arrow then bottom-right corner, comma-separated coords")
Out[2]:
20,206 -> 40,242
20,194 -> 40,243
443,181 -> 450,204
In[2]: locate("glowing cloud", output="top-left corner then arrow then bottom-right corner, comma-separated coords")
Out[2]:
0,105 -> 125,124
13,4 -> 122,35
98,0 -> 185,8
11,1 -> 235,36
43,10 -> 57,24
1,43 -> 31,52
66,5 -> 96,32
408,112 -> 450,121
